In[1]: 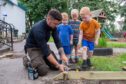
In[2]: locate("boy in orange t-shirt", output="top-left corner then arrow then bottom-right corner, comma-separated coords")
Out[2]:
78,7 -> 101,70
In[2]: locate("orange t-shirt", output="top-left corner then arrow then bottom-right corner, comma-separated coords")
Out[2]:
80,19 -> 101,42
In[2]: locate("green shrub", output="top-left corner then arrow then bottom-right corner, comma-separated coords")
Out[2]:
97,37 -> 107,48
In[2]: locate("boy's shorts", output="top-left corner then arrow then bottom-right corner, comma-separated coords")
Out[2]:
63,46 -> 71,55
82,39 -> 94,51
73,39 -> 78,46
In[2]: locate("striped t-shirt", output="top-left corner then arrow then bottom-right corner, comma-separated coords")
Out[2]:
69,20 -> 81,39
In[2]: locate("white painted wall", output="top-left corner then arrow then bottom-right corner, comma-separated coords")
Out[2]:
0,1 -> 26,35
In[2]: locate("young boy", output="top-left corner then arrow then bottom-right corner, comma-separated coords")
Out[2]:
78,7 -> 101,70
69,9 -> 81,63
57,12 -> 73,62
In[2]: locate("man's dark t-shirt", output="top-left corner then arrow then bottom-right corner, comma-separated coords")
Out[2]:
25,20 -> 62,57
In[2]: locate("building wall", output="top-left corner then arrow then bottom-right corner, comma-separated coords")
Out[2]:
0,2 -> 25,35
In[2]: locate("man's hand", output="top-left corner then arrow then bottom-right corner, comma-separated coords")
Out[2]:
61,54 -> 68,62
56,64 -> 68,72
94,40 -> 99,46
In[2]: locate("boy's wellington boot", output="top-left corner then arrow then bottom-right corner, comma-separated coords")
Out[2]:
69,57 -> 74,64
75,56 -> 79,63
87,58 -> 92,67
81,60 -> 88,70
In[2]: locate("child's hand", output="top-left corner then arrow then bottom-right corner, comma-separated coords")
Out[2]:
95,40 -> 99,46
77,44 -> 81,49
70,40 -> 73,45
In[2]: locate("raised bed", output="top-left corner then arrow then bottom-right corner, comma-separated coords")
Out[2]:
50,71 -> 126,84
45,80 -> 126,84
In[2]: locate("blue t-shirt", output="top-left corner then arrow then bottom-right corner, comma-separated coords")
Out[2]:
69,20 -> 81,39
57,24 -> 73,46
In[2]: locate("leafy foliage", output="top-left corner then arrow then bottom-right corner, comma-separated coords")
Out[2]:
19,0 -> 120,32
96,37 -> 107,48
72,0 -> 119,32
19,0 -> 68,31
119,0 -> 126,30
70,0 -> 119,21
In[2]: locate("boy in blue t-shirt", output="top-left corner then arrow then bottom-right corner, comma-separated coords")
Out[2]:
69,9 -> 81,63
57,12 -> 73,61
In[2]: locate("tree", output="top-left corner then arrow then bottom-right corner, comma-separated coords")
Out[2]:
19,0 -> 68,32
19,0 -> 120,32
70,0 -> 119,32
118,0 -> 126,30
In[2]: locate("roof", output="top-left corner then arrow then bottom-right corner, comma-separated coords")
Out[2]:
8,0 -> 15,5
91,9 -> 106,18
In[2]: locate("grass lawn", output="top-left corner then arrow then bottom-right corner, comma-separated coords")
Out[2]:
107,41 -> 126,48
49,37 -> 126,48
78,53 -> 126,71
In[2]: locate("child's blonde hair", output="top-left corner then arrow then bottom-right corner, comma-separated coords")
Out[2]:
71,9 -> 79,16
80,7 -> 91,15
61,12 -> 68,19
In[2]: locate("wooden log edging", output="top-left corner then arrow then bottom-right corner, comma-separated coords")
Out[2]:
45,80 -> 126,84
51,71 -> 126,84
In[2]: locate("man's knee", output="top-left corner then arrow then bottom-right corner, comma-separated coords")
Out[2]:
37,64 -> 49,76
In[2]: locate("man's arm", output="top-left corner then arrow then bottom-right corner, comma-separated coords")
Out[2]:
47,53 -> 67,72
52,29 -> 68,62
